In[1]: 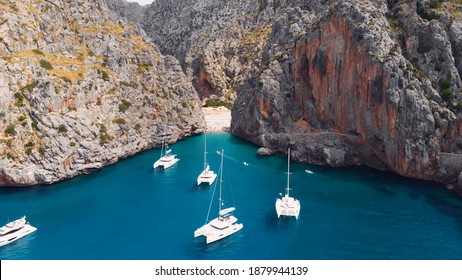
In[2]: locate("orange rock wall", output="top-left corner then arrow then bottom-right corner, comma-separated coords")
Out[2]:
198,67 -> 216,98
291,17 -> 436,178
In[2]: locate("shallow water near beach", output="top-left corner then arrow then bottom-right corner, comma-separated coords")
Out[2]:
1,133 -> 462,260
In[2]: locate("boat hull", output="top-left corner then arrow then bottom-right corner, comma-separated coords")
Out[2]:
153,157 -> 179,169
195,222 -> 243,244
275,196 -> 300,219
0,224 -> 37,247
197,172 -> 217,185
194,216 -> 243,244
206,223 -> 243,244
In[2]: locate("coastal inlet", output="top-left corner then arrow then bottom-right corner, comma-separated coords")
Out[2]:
1,134 -> 462,260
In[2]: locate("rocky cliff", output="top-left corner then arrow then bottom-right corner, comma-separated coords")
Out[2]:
140,0 -> 276,104
137,0 -> 462,190
5,0 -> 460,190
107,0 -> 148,24
0,0 -> 205,186
231,0 -> 462,190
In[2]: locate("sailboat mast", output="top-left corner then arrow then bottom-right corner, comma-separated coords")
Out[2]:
203,134 -> 207,170
286,147 -> 291,197
219,149 -> 224,214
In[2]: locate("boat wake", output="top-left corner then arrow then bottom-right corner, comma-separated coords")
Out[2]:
216,150 -> 249,166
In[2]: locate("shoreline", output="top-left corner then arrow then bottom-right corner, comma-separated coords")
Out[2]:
202,106 -> 231,133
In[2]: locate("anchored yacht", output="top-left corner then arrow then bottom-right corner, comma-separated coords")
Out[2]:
197,134 -> 217,185
197,165 -> 217,185
0,216 -> 37,247
275,148 -> 301,219
153,135 -> 179,169
195,149 -> 243,244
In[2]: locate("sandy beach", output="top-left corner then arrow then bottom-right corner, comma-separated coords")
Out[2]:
202,106 -> 231,133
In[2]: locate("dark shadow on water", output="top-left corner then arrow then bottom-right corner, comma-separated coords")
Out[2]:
263,210 -> 280,229
0,185 -> 39,196
191,183 -> 213,193
346,165 -> 462,240
321,165 -> 451,200
263,209 -> 300,232
373,186 -> 395,196
0,172 -> 95,197
425,190 -> 462,238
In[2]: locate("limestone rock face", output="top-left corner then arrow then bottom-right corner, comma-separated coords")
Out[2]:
141,0 -> 276,103
107,0 -> 149,24
229,0 -> 462,189
137,0 -> 461,189
4,0 -> 462,190
0,0 -> 205,186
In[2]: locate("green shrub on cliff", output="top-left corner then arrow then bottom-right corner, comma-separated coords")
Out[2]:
113,118 -> 126,124
23,81 -> 37,93
14,92 -> 24,107
441,88 -> 453,101
205,99 -> 232,109
97,69 -> 110,81
38,146 -> 45,156
120,81 -> 137,88
24,141 -> 34,148
453,103 -> 462,112
118,99 -> 132,113
137,62 -> 153,73
439,73 -> 453,101
39,59 -> 53,70
4,124 -> 16,136
32,49 -> 44,55
31,120 -> 38,130
417,3 -> 440,21
101,70 -> 109,81
58,124 -> 68,133
99,124 -> 113,145
429,0 -> 442,9
439,73 -> 452,89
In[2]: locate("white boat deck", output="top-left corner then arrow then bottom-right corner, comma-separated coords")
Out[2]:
153,153 -> 179,169
197,165 -> 217,185
194,149 -> 243,244
0,216 -> 37,247
276,195 -> 301,219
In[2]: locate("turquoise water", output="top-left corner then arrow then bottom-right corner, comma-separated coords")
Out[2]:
1,133 -> 462,260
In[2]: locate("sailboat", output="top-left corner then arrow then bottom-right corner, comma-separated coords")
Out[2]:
194,149 -> 243,244
197,133 -> 217,185
153,134 -> 179,169
275,147 -> 301,219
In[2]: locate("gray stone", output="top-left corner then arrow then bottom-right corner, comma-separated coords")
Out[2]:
458,172 -> 462,188
257,147 -> 275,156
0,0 -> 205,186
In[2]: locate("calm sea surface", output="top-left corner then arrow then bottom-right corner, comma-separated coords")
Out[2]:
1,133 -> 462,260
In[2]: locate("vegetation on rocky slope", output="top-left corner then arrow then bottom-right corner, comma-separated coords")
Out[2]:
0,0 -> 204,186
122,0 -> 462,190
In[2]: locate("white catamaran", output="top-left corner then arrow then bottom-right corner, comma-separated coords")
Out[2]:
0,216 -> 37,247
197,134 -> 217,185
194,149 -> 243,244
275,148 -> 301,219
153,134 -> 179,169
